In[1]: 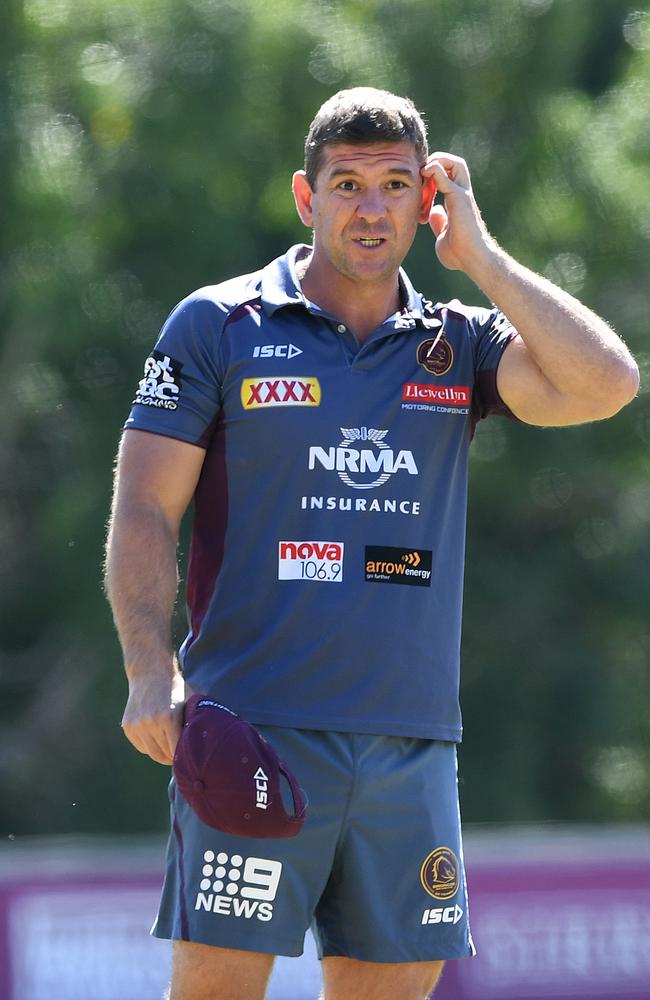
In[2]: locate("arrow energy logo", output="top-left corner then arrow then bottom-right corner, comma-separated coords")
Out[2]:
364,545 -> 432,587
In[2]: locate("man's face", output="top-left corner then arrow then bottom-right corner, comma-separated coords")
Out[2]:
294,141 -> 434,286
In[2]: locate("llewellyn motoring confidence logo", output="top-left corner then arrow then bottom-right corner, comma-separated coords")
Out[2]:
402,384 -> 470,406
365,545 -> 432,587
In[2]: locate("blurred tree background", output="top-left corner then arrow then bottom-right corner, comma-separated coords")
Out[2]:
1,0 -> 648,836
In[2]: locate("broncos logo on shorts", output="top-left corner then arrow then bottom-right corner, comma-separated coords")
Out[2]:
420,847 -> 460,900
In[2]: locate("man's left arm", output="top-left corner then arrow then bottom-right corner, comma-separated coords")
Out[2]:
423,153 -> 640,426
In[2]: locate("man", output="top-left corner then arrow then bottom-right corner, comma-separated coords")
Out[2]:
104,88 -> 638,1000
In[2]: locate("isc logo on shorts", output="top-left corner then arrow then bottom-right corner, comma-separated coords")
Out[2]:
241,377 -> 321,409
195,850 -> 282,922
421,904 -> 464,926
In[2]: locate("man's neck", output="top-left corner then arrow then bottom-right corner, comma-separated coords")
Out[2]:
297,253 -> 402,345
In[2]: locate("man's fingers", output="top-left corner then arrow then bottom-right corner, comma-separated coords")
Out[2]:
123,725 -> 172,764
421,161 -> 459,197
422,153 -> 471,192
428,205 -> 448,238
120,672 -> 189,765
162,702 -> 185,761
141,739 -> 173,766
122,713 -> 177,765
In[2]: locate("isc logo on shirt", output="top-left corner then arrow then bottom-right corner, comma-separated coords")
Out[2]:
241,377 -> 321,409
253,344 -> 302,359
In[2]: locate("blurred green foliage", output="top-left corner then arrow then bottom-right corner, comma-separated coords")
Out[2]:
1,0 -> 648,835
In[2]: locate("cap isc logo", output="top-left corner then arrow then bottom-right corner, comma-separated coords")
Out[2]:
417,335 -> 453,376
420,847 -> 460,900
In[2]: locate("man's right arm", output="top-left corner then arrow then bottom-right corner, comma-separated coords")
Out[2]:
104,428 -> 206,765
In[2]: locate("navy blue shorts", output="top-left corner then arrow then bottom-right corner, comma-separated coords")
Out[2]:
153,728 -> 474,963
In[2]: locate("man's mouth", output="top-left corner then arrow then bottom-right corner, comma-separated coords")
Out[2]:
355,237 -> 386,247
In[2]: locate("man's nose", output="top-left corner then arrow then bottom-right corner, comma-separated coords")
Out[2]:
356,188 -> 387,223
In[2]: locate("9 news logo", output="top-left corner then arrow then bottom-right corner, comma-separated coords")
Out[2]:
194,849 -> 283,922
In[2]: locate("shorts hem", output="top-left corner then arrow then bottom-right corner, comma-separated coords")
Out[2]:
152,922 -> 305,958
318,941 -> 475,963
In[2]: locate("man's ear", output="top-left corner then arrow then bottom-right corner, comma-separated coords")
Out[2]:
419,175 -> 437,224
292,170 -> 314,228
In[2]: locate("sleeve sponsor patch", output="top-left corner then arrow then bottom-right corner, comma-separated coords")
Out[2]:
133,351 -> 183,410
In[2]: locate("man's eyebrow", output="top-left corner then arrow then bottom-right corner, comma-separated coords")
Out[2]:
327,165 -> 418,179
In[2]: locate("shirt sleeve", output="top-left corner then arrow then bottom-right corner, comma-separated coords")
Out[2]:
471,307 -> 519,423
124,291 -> 225,447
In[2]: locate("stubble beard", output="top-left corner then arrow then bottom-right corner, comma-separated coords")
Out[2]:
326,238 -> 403,288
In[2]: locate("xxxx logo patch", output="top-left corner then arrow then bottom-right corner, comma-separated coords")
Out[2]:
241,377 -> 321,409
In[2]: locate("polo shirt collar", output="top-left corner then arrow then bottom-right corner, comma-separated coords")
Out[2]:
260,244 -> 311,314
260,244 -> 437,330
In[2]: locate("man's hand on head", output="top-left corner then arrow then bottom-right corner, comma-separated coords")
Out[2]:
421,153 -> 495,274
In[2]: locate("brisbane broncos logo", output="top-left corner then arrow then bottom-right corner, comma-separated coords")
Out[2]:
416,333 -> 453,376
420,847 -> 460,900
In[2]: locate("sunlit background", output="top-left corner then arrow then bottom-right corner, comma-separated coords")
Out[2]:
0,1 -> 649,997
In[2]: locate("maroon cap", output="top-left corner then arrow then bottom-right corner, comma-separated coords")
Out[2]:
173,695 -> 307,838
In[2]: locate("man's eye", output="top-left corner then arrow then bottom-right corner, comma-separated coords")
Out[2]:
337,180 -> 357,191
387,180 -> 407,190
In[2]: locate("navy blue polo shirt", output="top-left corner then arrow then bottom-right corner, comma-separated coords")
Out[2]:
125,244 -> 517,741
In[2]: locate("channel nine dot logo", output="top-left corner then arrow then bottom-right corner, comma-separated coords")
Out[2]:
420,846 -> 460,901
201,850 -> 245,896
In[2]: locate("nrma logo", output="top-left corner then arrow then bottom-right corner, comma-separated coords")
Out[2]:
308,427 -> 418,490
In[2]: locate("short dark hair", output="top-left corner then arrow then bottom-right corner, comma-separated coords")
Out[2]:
304,87 -> 428,189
